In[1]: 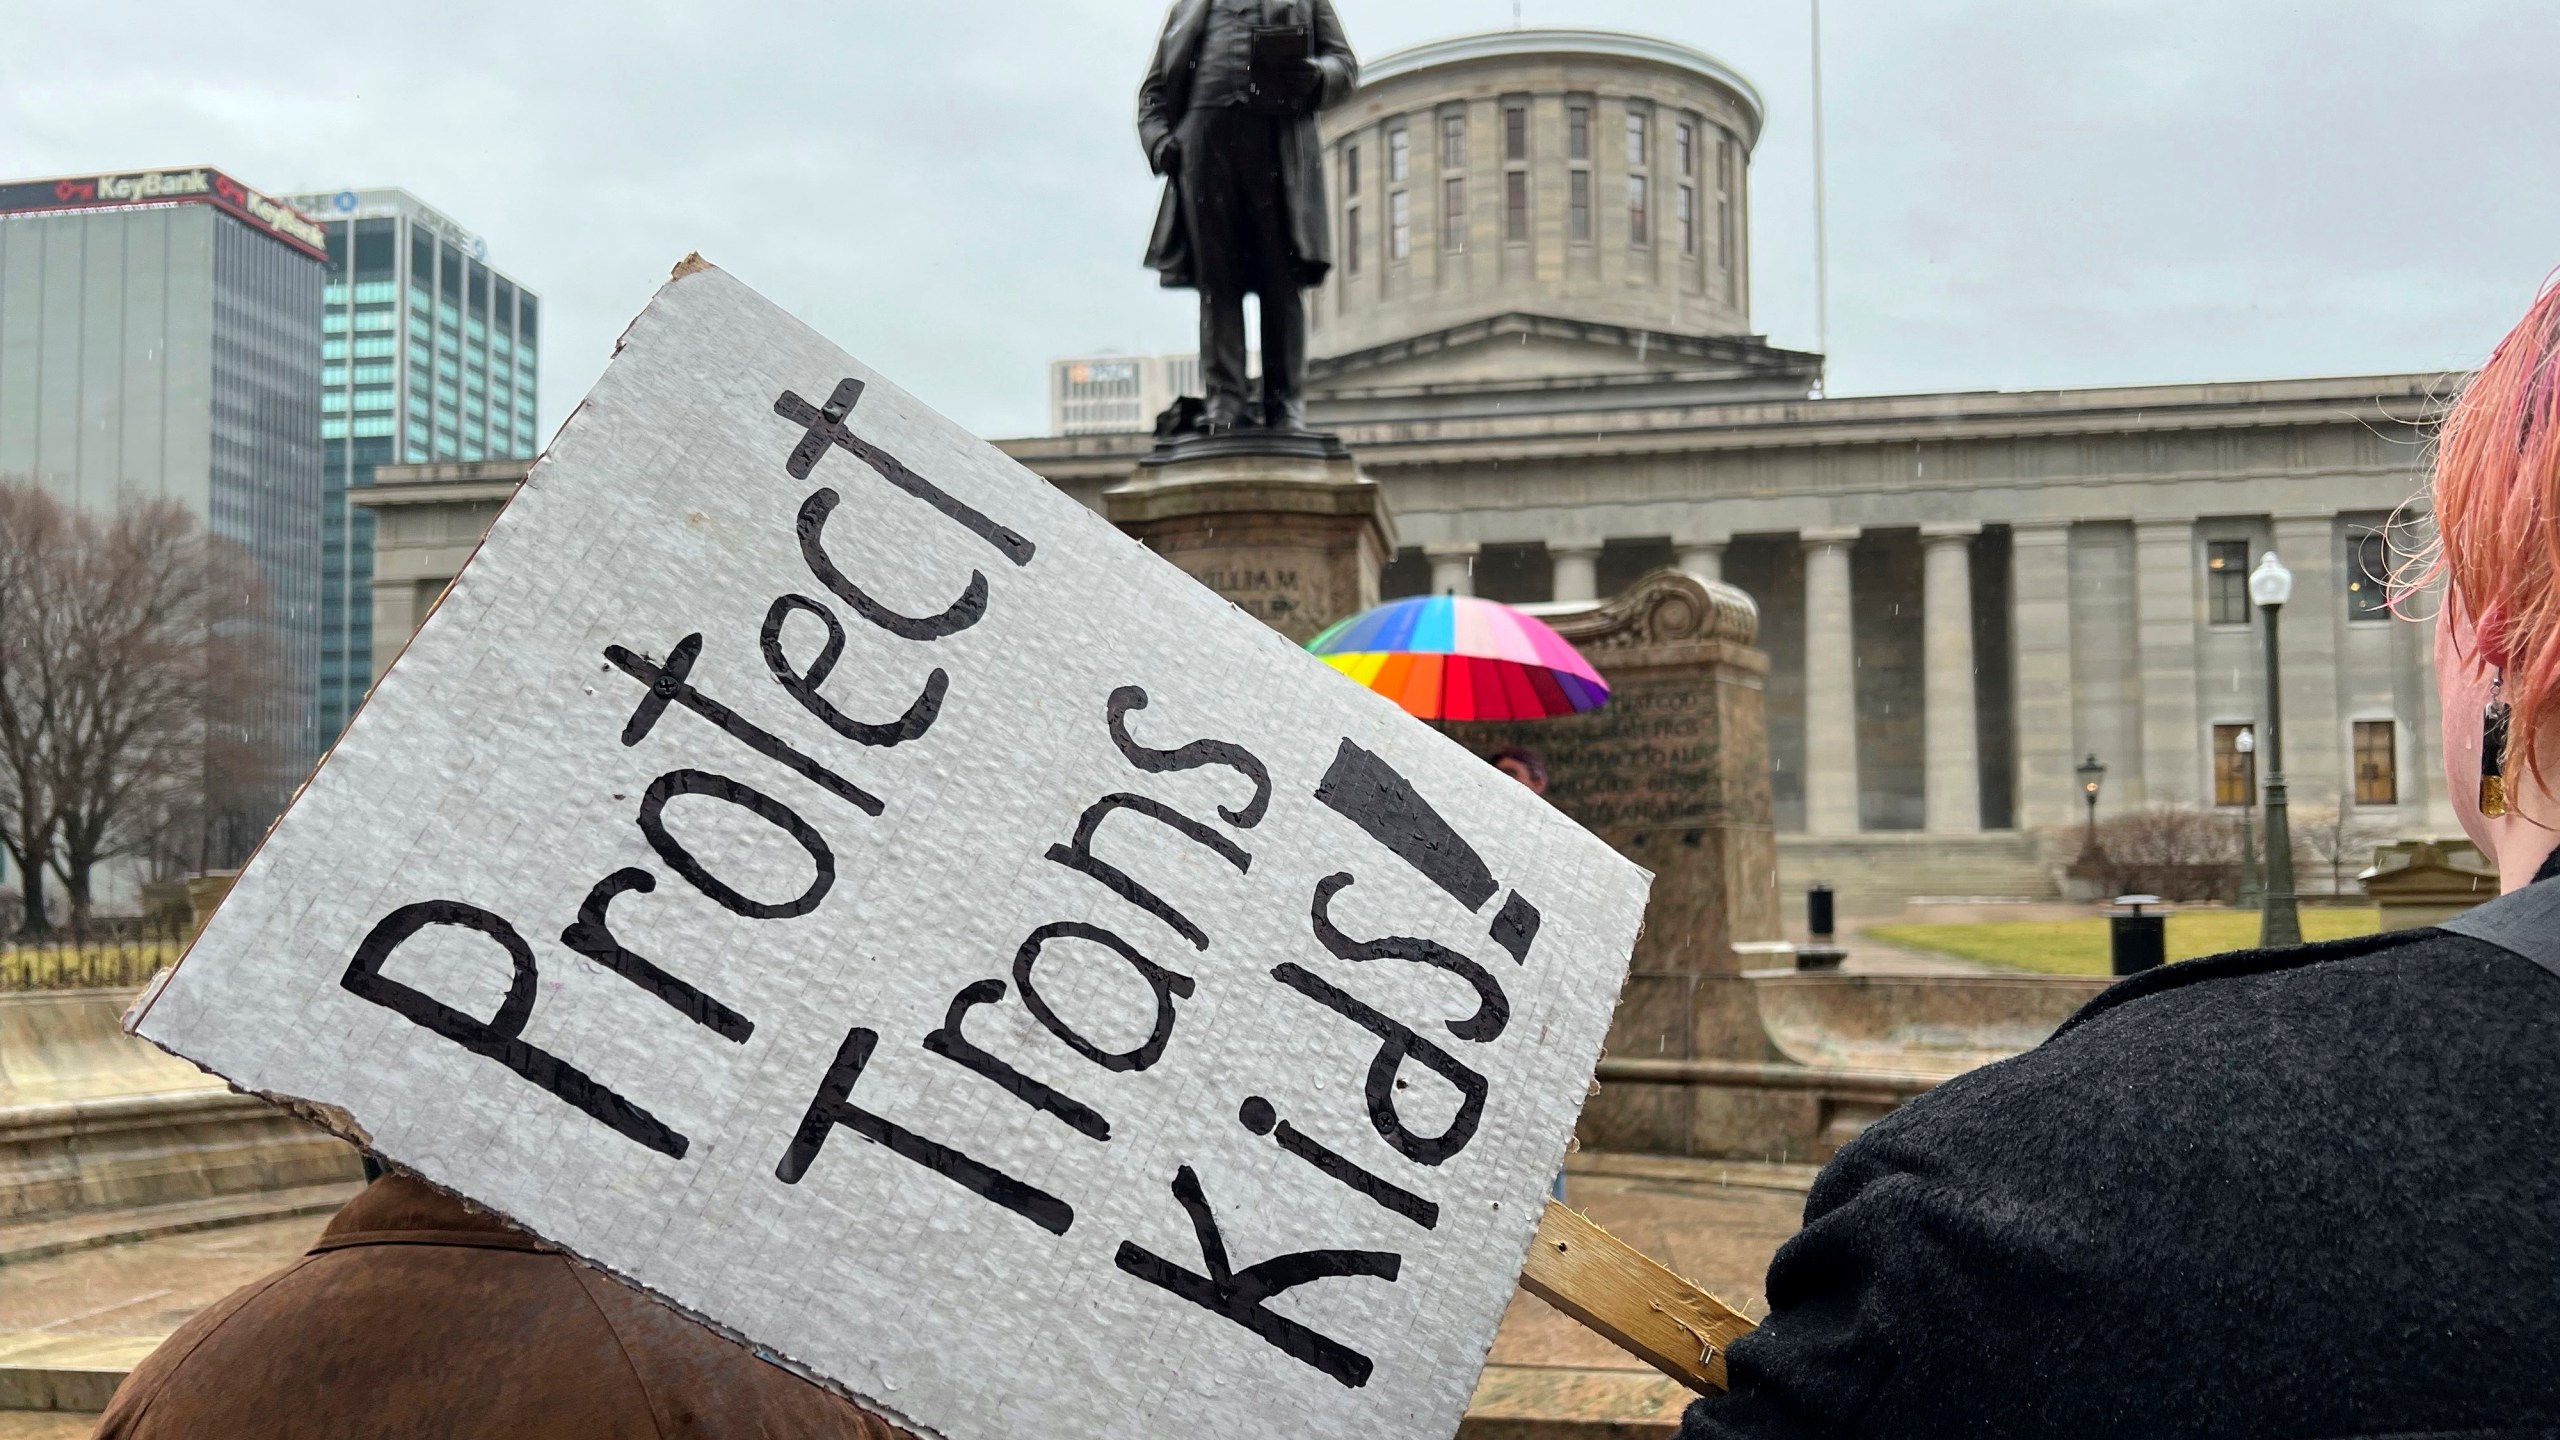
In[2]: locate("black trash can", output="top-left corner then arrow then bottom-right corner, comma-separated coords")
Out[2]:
1798,884 -> 1846,970
2108,895 -> 2169,976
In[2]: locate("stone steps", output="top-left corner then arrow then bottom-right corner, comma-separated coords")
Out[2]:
1778,833 -> 2058,917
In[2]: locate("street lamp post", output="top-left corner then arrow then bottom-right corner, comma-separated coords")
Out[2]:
2235,727 -> 2261,910
2251,553 -> 2302,947
2077,753 -> 2106,858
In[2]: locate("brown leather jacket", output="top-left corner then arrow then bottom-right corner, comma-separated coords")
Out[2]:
97,1174 -> 907,1439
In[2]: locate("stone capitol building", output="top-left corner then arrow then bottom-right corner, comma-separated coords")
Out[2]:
1012,26 -> 2453,908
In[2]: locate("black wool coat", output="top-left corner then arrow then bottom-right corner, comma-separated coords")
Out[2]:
1679,922 -> 2560,1439
1136,0 -> 1357,291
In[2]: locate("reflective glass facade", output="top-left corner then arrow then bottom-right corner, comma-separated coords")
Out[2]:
294,189 -> 539,742
0,188 -> 325,847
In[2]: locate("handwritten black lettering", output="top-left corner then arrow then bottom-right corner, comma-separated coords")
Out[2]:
1113,1164 -> 1400,1389
1310,872 -> 1507,1044
773,378 -> 1036,566
606,633 -> 885,817
1270,962 -> 1489,1167
760,594 -> 946,747
1105,686 -> 1272,828
1313,738 -> 1497,912
559,868 -> 754,1043
796,486 -> 987,641
637,769 -> 837,921
1488,891 -> 1543,965
1011,920 -> 1196,1073
777,1026 -> 1073,1235
342,900 -> 687,1159
923,979 -> 1112,1141
1239,1096 -> 1439,1229
1044,795 -> 1251,952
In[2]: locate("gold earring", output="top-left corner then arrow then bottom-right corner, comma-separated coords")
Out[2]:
2482,670 -> 2513,819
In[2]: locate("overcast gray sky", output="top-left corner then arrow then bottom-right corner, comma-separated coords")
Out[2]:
6,1 -> 2557,439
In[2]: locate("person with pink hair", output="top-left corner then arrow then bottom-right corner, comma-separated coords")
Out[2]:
1675,288 -> 2560,1439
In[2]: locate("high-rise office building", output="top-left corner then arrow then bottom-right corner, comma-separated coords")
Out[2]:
282,187 -> 540,741
0,166 -> 328,848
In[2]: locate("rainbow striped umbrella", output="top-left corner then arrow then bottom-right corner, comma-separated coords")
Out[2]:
1307,594 -> 1610,721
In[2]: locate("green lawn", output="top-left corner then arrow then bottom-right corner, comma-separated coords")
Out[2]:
1865,909 -> 2384,976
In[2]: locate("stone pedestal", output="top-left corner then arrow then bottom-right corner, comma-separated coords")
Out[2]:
1449,570 -> 1786,1155
1103,435 -> 1396,644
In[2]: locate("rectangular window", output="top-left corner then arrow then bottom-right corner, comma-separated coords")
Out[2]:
2207,540 -> 2252,625
353,309 -> 397,332
1388,126 -> 1409,182
324,283 -> 350,305
1346,204 -> 1362,274
354,280 -> 397,303
1679,121 -> 1697,177
1626,111 -> 1648,168
406,446 -> 430,463
2355,721 -> 2399,805
1680,183 -> 1697,254
437,357 -> 460,381
2348,531 -> 2393,621
321,392 -> 349,414
353,362 -> 394,384
1569,170 -> 1592,241
354,389 -> 395,412
1505,171 -> 1529,243
321,417 -> 351,439
1389,189 -> 1411,260
1567,103 -> 1590,160
355,336 -> 396,358
1628,176 -> 1649,246
438,330 -> 459,356
1344,141 -> 1361,195
408,342 -> 432,368
352,416 -> 396,438
322,339 -> 349,360
1443,178 -> 1466,251
322,312 -> 350,334
409,285 -> 432,311
1504,105 -> 1527,161
322,365 -> 348,388
406,421 -> 429,444
2213,725 -> 2259,807
1442,114 -> 1466,170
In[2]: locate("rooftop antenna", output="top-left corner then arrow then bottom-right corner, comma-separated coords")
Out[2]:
1810,0 -> 1830,381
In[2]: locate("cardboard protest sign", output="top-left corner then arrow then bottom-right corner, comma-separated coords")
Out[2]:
131,259 -> 1650,1440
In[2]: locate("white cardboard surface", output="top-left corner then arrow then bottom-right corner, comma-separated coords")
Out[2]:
133,262 -> 1650,1440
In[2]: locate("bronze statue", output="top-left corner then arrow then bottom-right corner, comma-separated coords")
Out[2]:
1139,0 -> 1357,437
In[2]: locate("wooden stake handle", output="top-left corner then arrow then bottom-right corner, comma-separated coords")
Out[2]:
1519,1199 -> 1759,1395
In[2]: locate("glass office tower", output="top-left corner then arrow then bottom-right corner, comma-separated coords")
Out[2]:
0,167 -> 327,859
285,188 -> 540,742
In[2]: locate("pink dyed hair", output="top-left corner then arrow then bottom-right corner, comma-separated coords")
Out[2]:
2432,277 -> 2560,788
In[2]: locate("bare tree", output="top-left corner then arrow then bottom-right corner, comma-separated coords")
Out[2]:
2294,802 -> 2394,898
0,485 -> 76,934
0,481 -> 286,929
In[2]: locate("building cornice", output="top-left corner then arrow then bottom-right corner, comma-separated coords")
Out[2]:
1307,311 -> 1822,387
995,372 -> 2458,481
1357,29 -> 1767,146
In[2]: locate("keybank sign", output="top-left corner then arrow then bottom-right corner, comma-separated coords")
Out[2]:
0,166 -> 328,260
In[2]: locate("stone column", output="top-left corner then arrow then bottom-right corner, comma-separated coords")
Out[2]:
1549,542 -> 1603,604
1801,527 -> 1862,836
2134,518 -> 2202,807
1425,542 -> 1479,597
1676,537 -> 1727,584
2271,514 -> 2344,809
2012,522 -> 2077,830
1921,524 -> 1982,834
